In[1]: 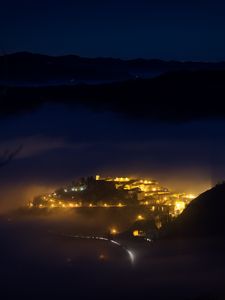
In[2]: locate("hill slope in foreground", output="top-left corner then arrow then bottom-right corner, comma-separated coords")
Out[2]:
162,183 -> 225,238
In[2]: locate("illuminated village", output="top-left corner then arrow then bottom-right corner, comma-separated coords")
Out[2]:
30,175 -> 196,222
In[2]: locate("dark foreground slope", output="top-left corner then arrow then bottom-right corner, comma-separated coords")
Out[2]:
162,183 -> 225,238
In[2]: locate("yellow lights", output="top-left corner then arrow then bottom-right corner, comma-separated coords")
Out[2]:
114,177 -> 130,182
133,229 -> 145,237
110,228 -> 118,235
142,179 -> 152,184
155,220 -> 162,229
34,176 -> 196,217
186,194 -> 196,199
175,201 -> 185,213
136,214 -> 144,221
133,230 -> 139,237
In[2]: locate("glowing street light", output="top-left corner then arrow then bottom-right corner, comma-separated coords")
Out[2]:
133,230 -> 139,236
110,228 -> 118,235
136,214 -> 144,221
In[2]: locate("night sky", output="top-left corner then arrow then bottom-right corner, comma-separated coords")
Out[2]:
1,0 -> 225,60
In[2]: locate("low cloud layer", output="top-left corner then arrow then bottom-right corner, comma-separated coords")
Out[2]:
1,104 -> 224,211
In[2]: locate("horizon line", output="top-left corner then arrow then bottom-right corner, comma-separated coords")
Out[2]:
1,50 -> 225,64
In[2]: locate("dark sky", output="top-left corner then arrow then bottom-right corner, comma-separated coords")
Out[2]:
1,0 -> 225,60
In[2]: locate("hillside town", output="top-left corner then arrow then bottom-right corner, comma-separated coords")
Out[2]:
30,175 -> 195,218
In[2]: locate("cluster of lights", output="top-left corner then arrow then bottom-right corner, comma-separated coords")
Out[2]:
38,202 -> 82,209
140,180 -> 153,184
64,186 -> 85,193
186,194 -> 195,199
31,175 -> 196,218
35,202 -> 126,209
114,177 -> 130,182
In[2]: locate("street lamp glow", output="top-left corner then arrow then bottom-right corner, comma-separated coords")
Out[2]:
110,228 -> 118,235
137,214 -> 144,221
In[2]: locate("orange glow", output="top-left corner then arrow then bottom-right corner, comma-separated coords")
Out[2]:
137,214 -> 144,221
110,228 -> 118,235
133,230 -> 139,236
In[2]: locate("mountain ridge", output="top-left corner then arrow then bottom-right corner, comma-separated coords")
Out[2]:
1,52 -> 225,83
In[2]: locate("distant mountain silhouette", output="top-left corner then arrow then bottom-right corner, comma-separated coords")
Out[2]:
0,52 -> 225,83
162,183 -> 225,238
1,69 -> 225,121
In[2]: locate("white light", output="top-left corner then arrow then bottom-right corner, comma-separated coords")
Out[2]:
126,249 -> 135,264
110,240 -> 121,246
145,238 -> 152,242
98,237 -> 108,241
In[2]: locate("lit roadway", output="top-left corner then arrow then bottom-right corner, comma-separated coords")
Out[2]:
60,233 -> 150,265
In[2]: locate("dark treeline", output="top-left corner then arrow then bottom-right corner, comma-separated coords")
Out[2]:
1,69 -> 225,121
1,52 -> 225,82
